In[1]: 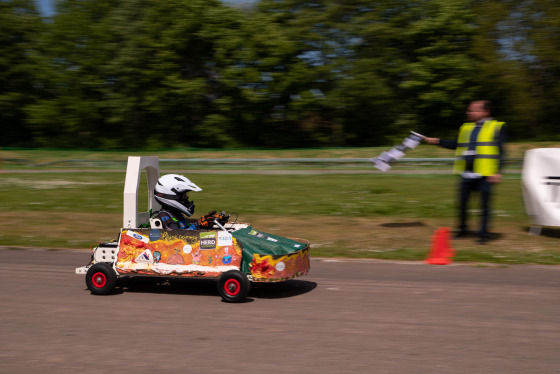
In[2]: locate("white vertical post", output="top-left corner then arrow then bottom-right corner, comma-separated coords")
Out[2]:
123,156 -> 161,228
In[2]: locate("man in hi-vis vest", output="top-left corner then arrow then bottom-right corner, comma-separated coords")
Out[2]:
423,100 -> 506,244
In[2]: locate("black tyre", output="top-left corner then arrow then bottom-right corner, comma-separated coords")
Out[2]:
217,270 -> 250,303
85,263 -> 117,295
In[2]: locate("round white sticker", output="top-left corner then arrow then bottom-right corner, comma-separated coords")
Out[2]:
183,245 -> 193,254
275,262 -> 285,271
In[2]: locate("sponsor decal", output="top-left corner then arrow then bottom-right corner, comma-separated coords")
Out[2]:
126,230 -> 149,243
200,232 -> 217,250
275,262 -> 285,271
183,244 -> 193,254
135,249 -> 154,264
248,229 -> 266,238
248,229 -> 278,242
217,232 -> 233,246
149,229 -> 161,241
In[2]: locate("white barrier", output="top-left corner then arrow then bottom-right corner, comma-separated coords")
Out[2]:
522,148 -> 560,234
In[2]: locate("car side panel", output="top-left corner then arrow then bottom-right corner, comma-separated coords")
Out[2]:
115,229 -> 242,277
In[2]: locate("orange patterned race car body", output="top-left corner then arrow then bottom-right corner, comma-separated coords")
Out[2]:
115,229 -> 242,277
249,246 -> 310,282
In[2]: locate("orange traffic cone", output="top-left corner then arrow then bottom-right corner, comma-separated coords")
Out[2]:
425,227 -> 455,265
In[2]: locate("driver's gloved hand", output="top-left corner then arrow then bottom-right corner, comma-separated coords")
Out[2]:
197,212 -> 216,229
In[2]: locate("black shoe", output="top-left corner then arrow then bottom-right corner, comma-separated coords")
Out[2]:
453,231 -> 469,239
477,233 -> 489,245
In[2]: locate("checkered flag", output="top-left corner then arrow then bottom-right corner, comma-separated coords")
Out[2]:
371,131 -> 424,171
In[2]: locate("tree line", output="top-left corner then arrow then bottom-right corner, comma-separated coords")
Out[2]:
2,0 -> 559,149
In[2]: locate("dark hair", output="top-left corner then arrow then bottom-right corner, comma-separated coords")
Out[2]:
480,100 -> 492,113
469,100 -> 492,114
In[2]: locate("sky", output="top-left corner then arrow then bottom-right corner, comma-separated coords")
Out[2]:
34,0 -> 254,17
35,0 -> 54,17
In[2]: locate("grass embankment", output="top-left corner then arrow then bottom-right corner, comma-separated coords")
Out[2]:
1,143 -> 560,264
2,141 -> 558,168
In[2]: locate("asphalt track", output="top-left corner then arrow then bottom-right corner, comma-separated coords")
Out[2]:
1,248 -> 559,374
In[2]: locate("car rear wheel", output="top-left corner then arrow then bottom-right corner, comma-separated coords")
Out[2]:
217,270 -> 250,303
86,263 -> 117,295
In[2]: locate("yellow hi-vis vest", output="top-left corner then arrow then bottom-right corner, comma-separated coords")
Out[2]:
454,120 -> 505,176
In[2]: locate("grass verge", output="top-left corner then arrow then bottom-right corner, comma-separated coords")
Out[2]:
1,164 -> 559,265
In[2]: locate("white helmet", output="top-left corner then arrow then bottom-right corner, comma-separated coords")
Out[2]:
154,174 -> 202,217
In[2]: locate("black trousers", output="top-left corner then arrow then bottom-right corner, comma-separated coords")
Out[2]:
458,177 -> 492,235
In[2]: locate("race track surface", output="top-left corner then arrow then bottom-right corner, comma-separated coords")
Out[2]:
1,248 -> 559,374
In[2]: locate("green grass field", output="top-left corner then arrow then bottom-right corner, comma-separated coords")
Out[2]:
2,145 -> 560,265
3,141 -> 560,166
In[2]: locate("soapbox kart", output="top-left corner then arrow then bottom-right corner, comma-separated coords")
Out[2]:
75,156 -> 310,302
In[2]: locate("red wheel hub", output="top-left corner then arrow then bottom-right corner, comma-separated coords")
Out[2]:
224,279 -> 241,296
92,272 -> 107,288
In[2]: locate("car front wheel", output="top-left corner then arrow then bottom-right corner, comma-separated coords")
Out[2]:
217,270 -> 250,303
86,263 -> 117,295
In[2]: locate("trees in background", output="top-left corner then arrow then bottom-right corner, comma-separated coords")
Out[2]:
0,0 -> 42,146
1,0 -> 559,148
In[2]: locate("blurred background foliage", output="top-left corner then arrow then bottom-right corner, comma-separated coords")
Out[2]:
2,0 -> 560,149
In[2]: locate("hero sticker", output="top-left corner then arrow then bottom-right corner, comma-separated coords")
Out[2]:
200,232 -> 217,250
